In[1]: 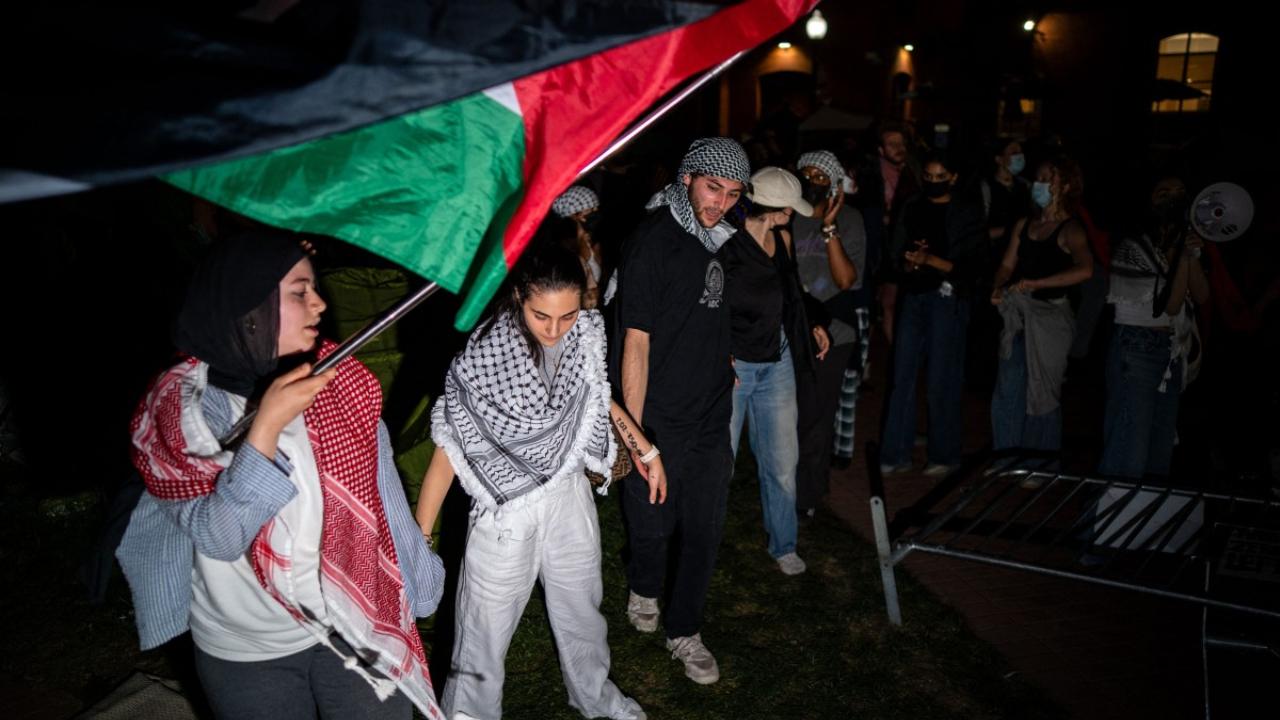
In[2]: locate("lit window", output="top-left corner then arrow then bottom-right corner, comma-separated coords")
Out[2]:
996,97 -> 1040,138
1153,33 -> 1218,113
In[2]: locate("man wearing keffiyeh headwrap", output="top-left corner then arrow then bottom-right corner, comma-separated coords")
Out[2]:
793,149 -> 870,514
609,137 -> 748,686
647,137 -> 751,251
552,185 -> 600,218
797,150 -> 847,202
604,137 -> 750,304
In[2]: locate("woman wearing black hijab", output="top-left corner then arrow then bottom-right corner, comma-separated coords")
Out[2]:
118,231 -> 446,720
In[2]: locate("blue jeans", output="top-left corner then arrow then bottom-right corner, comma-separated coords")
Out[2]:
881,291 -> 970,467
991,332 -> 1062,452
1098,325 -> 1182,478
730,342 -> 799,558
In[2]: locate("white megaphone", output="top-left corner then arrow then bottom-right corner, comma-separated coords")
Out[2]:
1191,182 -> 1253,242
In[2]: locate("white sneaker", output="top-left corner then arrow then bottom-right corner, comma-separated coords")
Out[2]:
776,552 -> 807,576
609,697 -> 647,720
626,591 -> 659,633
666,633 -> 720,685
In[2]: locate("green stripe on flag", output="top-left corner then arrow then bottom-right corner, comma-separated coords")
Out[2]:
454,185 -> 523,331
165,91 -> 526,305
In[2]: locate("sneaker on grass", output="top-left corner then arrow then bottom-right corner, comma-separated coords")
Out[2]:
626,591 -> 659,633
608,697 -> 647,720
666,633 -> 720,685
776,552 -> 806,576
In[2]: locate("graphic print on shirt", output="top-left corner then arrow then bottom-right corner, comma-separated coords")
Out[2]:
700,259 -> 724,308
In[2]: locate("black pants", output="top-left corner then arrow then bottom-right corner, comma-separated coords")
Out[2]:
796,342 -> 857,512
622,420 -> 733,640
194,636 -> 411,720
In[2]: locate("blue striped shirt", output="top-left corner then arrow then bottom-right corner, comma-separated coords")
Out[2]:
117,386 -> 444,650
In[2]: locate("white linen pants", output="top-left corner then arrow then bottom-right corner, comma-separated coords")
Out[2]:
441,476 -> 635,720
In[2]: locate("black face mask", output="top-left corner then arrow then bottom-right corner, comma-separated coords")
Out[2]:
580,211 -> 601,235
799,178 -> 828,207
1151,196 -> 1187,228
922,179 -> 951,199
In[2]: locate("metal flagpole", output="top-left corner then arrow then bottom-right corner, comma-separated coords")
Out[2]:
219,280 -> 443,444
575,51 -> 745,176
220,51 -> 748,445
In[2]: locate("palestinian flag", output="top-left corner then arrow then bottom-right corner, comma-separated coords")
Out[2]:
2,1 -> 720,196
167,0 -> 816,329
3,0 -> 817,328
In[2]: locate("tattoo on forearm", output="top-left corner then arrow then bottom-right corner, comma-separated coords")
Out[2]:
614,416 -> 642,453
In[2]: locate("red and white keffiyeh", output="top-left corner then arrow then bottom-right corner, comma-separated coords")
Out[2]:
130,341 -> 442,718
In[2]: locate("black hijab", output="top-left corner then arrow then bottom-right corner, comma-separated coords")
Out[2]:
174,231 -> 307,396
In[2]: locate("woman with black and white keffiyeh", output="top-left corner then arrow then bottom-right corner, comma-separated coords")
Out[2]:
1098,176 -> 1208,479
415,242 -> 665,720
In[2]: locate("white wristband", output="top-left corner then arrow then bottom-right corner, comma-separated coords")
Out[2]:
639,446 -> 660,463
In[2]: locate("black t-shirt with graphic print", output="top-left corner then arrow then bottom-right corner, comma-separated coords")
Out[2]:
612,209 -> 733,436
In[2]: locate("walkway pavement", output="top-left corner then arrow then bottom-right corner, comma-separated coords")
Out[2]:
824,340 -> 1206,720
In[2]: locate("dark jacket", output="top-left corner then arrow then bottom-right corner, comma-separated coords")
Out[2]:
888,194 -> 986,298
855,157 -> 921,223
775,229 -> 822,379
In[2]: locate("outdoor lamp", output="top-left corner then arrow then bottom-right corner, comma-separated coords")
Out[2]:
806,10 -> 828,40
1023,19 -> 1036,32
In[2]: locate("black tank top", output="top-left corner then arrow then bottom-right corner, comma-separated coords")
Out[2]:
724,228 -> 786,362
1016,218 -> 1074,300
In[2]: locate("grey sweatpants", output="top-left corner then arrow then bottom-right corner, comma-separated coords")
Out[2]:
193,636 -> 411,720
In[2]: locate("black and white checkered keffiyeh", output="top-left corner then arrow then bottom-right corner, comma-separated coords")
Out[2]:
797,150 -> 846,198
1107,235 -> 1196,392
649,137 -> 751,252
431,309 -> 616,511
551,186 -> 599,218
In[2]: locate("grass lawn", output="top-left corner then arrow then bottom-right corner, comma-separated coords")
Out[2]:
0,451 -> 1061,719
455,452 -> 1062,720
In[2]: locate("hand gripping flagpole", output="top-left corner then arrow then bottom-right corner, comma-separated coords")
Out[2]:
218,279 -> 444,444
220,50 -> 747,445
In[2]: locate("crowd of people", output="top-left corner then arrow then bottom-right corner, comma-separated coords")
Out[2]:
113,118 -> 1275,720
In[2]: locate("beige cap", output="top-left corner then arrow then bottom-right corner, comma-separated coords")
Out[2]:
747,166 -> 813,216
